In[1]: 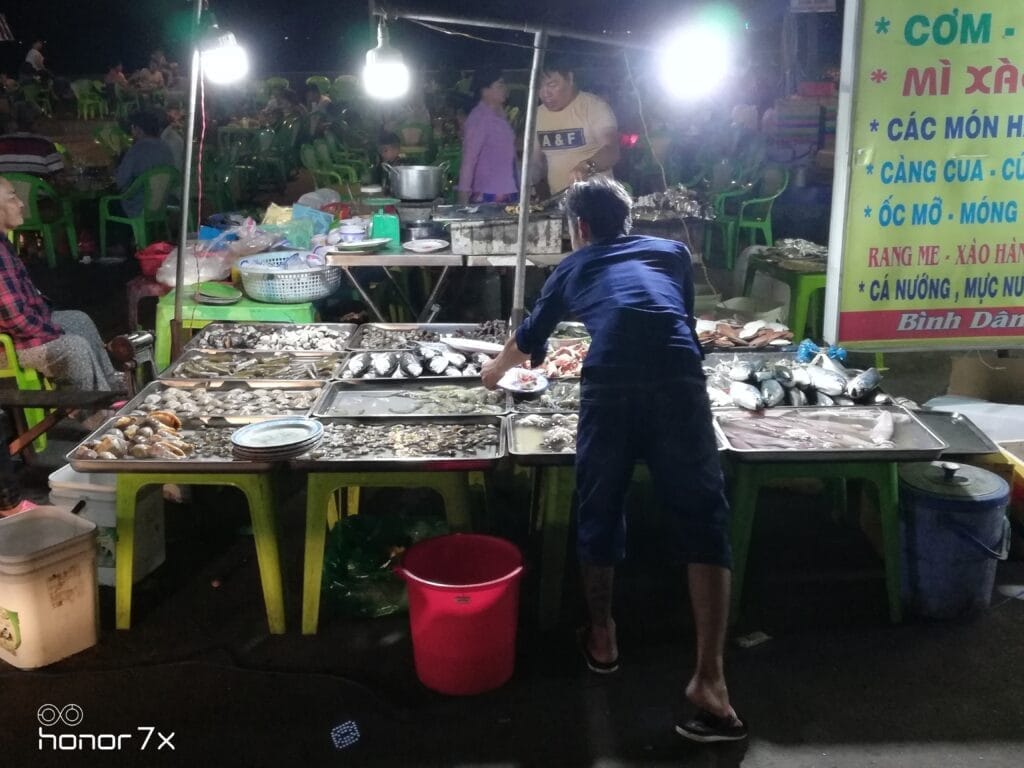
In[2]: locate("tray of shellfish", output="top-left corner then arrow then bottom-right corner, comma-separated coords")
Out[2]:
184,322 -> 357,353
162,350 -> 345,380
118,380 -> 324,424
312,380 -> 508,418
66,411 -> 273,473
347,321 -> 508,350
289,416 -> 505,470
511,379 -> 580,413
505,413 -> 579,465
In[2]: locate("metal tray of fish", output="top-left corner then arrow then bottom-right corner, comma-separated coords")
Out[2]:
340,346 -> 493,380
347,322 -> 507,350
289,416 -> 504,469
713,406 -> 948,462
184,323 -> 357,353
512,378 -> 580,412
66,415 -> 273,473
312,380 -> 508,417
117,380 -> 323,423
162,350 -> 344,380
912,410 -> 1000,455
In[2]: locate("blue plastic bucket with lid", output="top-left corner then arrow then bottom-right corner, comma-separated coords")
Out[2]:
900,461 -> 1010,619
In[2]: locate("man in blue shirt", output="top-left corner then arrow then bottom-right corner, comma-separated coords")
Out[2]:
483,177 -> 745,743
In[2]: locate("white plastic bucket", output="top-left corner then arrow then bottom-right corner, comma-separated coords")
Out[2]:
0,506 -> 98,669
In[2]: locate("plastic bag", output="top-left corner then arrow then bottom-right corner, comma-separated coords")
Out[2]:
155,241 -> 233,287
292,203 -> 335,235
321,512 -> 447,618
226,218 -> 278,258
296,188 -> 341,209
260,219 -> 314,249
262,202 -> 292,225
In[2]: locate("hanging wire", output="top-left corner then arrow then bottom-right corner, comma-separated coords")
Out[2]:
196,72 -> 207,231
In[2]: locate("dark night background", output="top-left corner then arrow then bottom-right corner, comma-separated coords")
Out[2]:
2,1 -> 842,82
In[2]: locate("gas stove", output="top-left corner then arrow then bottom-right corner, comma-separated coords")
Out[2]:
395,199 -> 445,225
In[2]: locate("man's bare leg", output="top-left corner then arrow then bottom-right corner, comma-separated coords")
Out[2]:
685,563 -> 740,723
581,563 -> 618,664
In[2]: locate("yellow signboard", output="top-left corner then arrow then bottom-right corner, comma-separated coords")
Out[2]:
828,1 -> 1024,349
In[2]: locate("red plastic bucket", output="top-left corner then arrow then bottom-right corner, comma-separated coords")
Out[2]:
396,534 -> 523,695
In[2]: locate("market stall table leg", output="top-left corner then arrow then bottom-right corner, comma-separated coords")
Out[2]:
302,471 -> 475,634
115,472 -> 285,633
726,459 -> 902,624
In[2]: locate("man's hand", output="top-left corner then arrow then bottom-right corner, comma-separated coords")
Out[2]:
480,358 -> 503,390
482,335 -> 531,390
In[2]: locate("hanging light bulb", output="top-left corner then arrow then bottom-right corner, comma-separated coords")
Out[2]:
363,18 -> 410,100
202,30 -> 249,85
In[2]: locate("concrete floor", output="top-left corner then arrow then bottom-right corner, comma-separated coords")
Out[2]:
3,192 -> 1024,768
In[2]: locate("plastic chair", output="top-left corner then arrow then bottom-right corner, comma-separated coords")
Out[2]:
93,124 -> 132,162
735,166 -> 790,253
398,121 -> 433,161
99,165 -> 180,257
71,79 -> 105,119
21,83 -> 54,117
312,140 -> 358,181
265,76 -> 290,92
2,173 -> 78,268
0,333 -> 53,452
305,75 -> 332,95
114,83 -> 141,118
330,75 -> 359,103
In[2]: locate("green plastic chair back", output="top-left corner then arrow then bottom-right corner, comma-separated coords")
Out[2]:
70,79 -> 104,119
331,75 -> 359,102
306,75 -> 332,95
2,172 -> 78,268
265,76 -> 290,92
737,166 -> 790,248
114,83 -> 141,118
22,83 -> 54,116
99,165 -> 180,256
0,332 -> 53,452
93,124 -> 132,160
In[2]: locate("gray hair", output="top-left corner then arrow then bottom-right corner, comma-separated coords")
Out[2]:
563,176 -> 633,240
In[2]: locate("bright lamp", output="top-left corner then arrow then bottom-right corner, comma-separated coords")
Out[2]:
363,19 -> 410,100
658,21 -> 733,100
201,31 -> 249,85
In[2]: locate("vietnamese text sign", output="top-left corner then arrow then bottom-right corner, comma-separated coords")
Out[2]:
830,1 -> 1024,349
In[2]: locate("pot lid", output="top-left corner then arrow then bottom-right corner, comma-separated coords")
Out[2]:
899,461 -> 1008,501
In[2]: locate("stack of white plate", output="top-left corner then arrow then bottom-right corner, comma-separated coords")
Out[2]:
230,418 -> 323,461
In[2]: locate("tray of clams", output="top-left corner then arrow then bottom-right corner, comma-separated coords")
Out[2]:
290,416 -> 504,469
67,410 -> 272,473
163,350 -> 345,380
347,320 -> 508,350
184,322 -> 357,353
313,380 -> 507,417
119,380 -> 323,423
505,413 -> 580,465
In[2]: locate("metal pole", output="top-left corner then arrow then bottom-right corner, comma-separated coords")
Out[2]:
511,29 -> 547,328
172,0 -> 204,361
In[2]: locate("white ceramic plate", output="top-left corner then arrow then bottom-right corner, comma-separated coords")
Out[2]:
231,418 -> 323,450
497,367 -> 549,395
330,237 -> 391,251
402,239 -> 450,253
440,336 -> 504,355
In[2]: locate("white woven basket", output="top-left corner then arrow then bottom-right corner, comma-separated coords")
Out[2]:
238,252 -> 342,303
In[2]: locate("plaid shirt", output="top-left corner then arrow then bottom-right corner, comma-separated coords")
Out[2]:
0,235 -> 62,349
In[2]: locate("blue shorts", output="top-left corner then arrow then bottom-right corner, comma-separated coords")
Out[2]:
574,369 -> 732,569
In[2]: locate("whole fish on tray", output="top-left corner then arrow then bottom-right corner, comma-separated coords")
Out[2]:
341,344 -> 494,380
705,352 -> 887,410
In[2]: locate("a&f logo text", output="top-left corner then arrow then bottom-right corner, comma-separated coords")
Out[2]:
37,703 -> 175,752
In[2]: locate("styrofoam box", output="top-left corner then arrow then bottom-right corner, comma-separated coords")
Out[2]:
0,506 -> 98,669
48,465 -> 165,587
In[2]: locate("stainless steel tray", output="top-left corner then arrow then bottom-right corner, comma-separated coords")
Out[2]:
506,413 -> 579,465
289,415 -> 504,470
312,380 -> 508,418
184,322 -> 357,353
66,417 -> 273,473
913,410 -> 1000,455
117,379 -> 324,424
347,322 -> 505,350
714,406 -> 948,462
162,350 -> 344,380
511,378 -> 580,413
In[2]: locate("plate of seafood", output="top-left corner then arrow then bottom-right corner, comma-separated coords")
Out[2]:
497,367 -> 548,396
713,406 -> 947,461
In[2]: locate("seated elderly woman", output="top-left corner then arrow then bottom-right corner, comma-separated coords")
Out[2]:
0,177 -> 118,393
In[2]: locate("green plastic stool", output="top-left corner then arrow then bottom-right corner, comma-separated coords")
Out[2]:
726,459 -> 902,624
115,473 -> 285,633
536,465 -> 576,630
743,255 -> 827,340
302,471 -> 474,634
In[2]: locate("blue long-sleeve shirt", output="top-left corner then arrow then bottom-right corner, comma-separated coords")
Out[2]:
515,235 -> 702,381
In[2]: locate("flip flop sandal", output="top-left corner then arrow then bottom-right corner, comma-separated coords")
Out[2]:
675,709 -> 748,743
576,626 -> 619,674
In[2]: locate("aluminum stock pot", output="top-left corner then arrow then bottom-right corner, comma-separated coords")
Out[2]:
383,162 -> 449,201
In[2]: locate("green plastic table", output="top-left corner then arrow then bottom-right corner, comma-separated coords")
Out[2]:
302,471 -> 475,634
154,290 -> 317,370
115,472 -> 286,634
